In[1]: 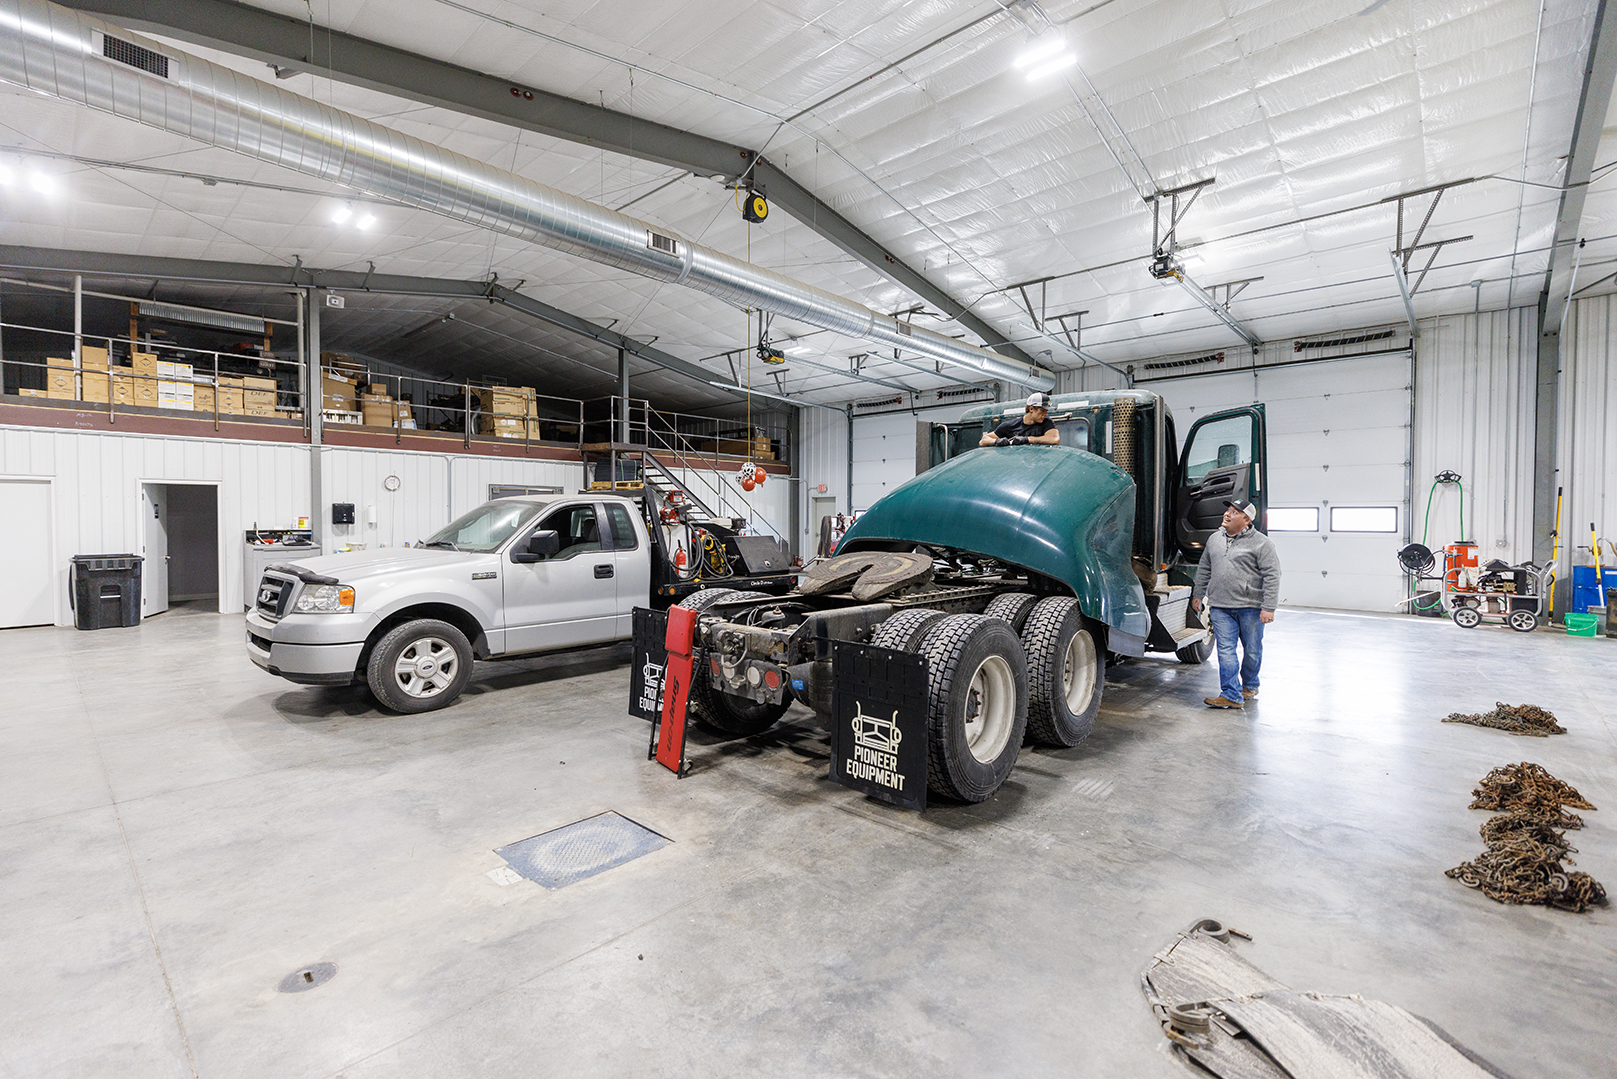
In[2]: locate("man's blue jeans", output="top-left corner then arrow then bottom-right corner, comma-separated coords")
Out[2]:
1208,607 -> 1263,703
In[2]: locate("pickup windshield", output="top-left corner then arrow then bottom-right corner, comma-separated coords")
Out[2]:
423,501 -> 542,553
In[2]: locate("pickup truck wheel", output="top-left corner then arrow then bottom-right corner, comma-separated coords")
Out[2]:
869,608 -> 947,652
917,614 -> 1028,803
982,592 -> 1039,632
681,589 -> 791,736
366,618 -> 473,714
1176,636 -> 1213,664
1020,597 -> 1103,747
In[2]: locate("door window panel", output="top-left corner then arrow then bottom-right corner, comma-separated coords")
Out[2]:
1055,417 -> 1090,450
1182,414 -> 1253,483
1268,507 -> 1319,532
605,504 -> 640,550
1330,506 -> 1398,533
535,504 -> 602,560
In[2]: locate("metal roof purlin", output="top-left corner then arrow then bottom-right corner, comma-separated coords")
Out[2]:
54,0 -> 1045,374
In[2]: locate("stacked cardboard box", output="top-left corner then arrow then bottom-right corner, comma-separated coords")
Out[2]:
474,386 -> 538,439
322,370 -> 358,412
80,346 -> 112,403
696,435 -> 775,459
45,357 -> 75,399
156,360 -> 195,411
19,387 -> 46,398
243,375 -> 276,417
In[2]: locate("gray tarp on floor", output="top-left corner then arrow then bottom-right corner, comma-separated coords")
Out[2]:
1143,923 -> 1510,1079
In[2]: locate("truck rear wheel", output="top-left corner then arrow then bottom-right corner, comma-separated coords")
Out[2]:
366,618 -> 474,714
917,614 -> 1029,803
1176,636 -> 1212,664
982,592 -> 1039,632
682,589 -> 792,736
869,608 -> 947,652
1020,597 -> 1103,747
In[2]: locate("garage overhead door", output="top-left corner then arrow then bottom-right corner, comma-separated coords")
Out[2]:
1149,352 -> 1412,611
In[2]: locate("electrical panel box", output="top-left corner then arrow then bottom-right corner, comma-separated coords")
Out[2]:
332,503 -> 355,525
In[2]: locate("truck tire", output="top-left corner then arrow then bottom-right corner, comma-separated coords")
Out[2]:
683,589 -> 793,736
1176,635 -> 1212,664
366,618 -> 474,714
869,608 -> 947,652
982,592 -> 1040,632
916,614 -> 1029,802
1020,597 -> 1103,747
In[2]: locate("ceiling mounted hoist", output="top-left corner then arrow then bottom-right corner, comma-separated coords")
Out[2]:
1145,176 -> 1263,353
741,184 -> 769,223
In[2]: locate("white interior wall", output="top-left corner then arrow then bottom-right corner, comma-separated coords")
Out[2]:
1560,295 -> 1617,586
0,426 -> 309,621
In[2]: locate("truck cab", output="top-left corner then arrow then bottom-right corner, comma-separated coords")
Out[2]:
923,390 -> 1269,658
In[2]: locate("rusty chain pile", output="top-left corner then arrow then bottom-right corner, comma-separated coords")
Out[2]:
1446,763 -> 1606,912
1441,702 -> 1565,736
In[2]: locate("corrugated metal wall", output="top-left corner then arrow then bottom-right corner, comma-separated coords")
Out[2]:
1560,295 -> 1617,582
1414,308 -> 1538,562
0,427 -> 309,620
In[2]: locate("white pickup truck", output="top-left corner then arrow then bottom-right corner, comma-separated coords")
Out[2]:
245,493 -> 791,712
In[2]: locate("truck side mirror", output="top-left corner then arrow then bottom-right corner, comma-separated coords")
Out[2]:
511,529 -> 561,563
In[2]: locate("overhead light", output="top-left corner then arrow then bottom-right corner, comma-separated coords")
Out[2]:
784,344 -> 812,356
1025,53 -> 1077,80
0,164 -> 12,186
356,213 -> 376,230
1014,34 -> 1067,70
28,170 -> 56,195
331,204 -> 352,223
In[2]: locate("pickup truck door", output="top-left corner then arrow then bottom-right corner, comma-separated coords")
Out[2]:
602,501 -> 651,636
502,501 -> 619,653
1173,404 -> 1269,556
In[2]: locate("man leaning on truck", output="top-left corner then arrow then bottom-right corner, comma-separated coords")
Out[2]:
980,392 -> 1062,447
1190,500 -> 1281,710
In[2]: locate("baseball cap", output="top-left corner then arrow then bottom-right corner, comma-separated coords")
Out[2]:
1223,499 -> 1258,519
1026,392 -> 1052,409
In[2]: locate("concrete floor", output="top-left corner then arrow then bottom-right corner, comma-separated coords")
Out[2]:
1,603 -> 1613,1079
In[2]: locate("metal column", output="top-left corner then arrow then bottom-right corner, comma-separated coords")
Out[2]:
617,346 -> 630,444
308,289 -> 323,545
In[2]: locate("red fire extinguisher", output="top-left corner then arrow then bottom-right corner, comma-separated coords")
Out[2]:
674,541 -> 687,571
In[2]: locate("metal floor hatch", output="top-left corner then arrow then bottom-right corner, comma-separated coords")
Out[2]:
495,812 -> 670,889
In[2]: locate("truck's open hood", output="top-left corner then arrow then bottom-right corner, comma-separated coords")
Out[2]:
838,445 -> 1150,638
264,546 -> 493,581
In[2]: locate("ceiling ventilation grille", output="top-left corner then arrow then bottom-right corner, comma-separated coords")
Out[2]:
1294,329 -> 1395,352
896,321 -> 912,336
855,395 -> 904,409
936,386 -> 990,401
101,34 -> 169,78
646,231 -> 679,256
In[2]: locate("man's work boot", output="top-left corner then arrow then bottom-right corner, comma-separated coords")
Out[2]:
1243,688 -> 1259,700
1204,696 -> 1244,709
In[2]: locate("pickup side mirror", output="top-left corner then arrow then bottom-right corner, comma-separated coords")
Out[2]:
510,529 -> 561,563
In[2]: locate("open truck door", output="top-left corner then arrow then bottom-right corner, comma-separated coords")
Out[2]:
1173,405 -> 1268,556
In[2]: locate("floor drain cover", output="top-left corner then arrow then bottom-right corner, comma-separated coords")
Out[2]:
495,811 -> 670,889
278,962 -> 336,993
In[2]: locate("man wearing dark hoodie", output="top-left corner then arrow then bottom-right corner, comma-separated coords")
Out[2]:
1189,500 -> 1281,709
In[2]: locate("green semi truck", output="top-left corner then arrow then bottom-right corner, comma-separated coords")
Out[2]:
646,390 -> 1269,803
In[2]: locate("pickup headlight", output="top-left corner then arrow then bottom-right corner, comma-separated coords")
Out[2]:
294,584 -> 355,613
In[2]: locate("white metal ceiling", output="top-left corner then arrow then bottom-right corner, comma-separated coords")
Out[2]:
0,0 -> 1605,409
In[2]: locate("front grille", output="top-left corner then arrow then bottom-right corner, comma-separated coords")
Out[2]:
247,629 -> 273,652
255,575 -> 293,618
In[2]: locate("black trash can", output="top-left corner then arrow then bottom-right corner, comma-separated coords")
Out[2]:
70,554 -> 143,630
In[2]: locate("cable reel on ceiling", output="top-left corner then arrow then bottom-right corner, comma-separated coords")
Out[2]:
741,189 -> 769,223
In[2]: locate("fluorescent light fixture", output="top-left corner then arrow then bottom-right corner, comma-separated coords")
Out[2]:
27,171 -> 55,194
1026,53 -> 1077,80
784,344 -> 812,355
330,204 -> 352,223
1014,34 -> 1067,70
356,213 -> 376,230
0,164 -> 12,186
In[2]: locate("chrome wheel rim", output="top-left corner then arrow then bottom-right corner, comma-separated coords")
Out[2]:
1061,628 -> 1097,713
394,636 -> 458,698
963,653 -> 1016,763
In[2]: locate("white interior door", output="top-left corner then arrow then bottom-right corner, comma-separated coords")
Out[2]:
0,480 -> 54,628
142,484 -> 169,617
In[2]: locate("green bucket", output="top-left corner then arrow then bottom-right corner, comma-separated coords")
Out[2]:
1564,612 -> 1600,637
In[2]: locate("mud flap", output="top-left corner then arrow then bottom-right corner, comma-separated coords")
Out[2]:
629,607 -> 669,722
654,605 -> 698,777
828,640 -> 929,811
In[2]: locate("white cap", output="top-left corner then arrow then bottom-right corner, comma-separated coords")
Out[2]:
1223,499 -> 1258,520
1026,392 -> 1052,409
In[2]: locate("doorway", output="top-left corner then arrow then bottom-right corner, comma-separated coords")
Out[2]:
140,482 -> 220,617
0,477 -> 54,628
810,495 -> 837,558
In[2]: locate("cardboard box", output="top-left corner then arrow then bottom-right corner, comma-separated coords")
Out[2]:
473,386 -> 535,418
82,370 -> 111,403
321,372 -> 357,412
193,384 -> 214,412
276,409 -> 304,422
244,404 -> 277,418
112,373 -> 140,406
361,401 -> 398,427
131,351 -> 159,377
47,367 -> 76,399
366,382 -> 388,395
476,414 -> 531,439
47,355 -> 74,369
19,387 -> 46,398
81,345 -> 110,369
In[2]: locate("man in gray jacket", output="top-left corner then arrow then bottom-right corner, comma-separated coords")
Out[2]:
1189,500 -> 1281,709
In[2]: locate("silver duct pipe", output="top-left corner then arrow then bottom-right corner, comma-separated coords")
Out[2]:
0,0 -> 1054,391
